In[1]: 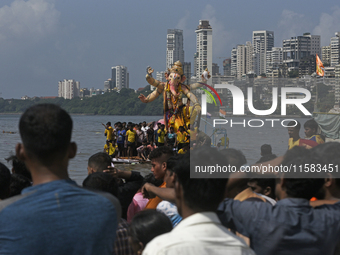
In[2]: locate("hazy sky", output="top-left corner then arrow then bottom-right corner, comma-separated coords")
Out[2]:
0,0 -> 339,99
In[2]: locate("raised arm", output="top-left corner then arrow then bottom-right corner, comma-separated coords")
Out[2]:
138,86 -> 164,103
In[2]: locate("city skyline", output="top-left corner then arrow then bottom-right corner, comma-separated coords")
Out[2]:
0,0 -> 340,99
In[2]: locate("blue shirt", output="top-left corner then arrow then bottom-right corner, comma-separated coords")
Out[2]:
217,198 -> 340,255
117,130 -> 126,144
0,179 -> 120,255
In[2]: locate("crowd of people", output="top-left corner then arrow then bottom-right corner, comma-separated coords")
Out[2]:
102,121 -> 194,159
0,103 -> 340,255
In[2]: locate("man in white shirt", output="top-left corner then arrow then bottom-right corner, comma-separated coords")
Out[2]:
141,121 -> 150,136
143,148 -> 255,255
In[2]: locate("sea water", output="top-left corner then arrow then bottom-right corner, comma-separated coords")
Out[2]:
0,114 -> 309,185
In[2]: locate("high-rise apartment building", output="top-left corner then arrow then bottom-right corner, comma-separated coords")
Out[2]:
253,30 -> 274,75
183,62 -> 191,85
111,66 -> 129,90
104,79 -> 113,92
331,32 -> 340,67
266,47 -> 283,74
236,44 -> 246,79
58,79 -> 80,99
322,45 -> 331,66
231,48 -> 237,76
166,29 -> 184,70
282,33 -> 320,68
233,42 -> 253,79
223,58 -> 231,76
195,20 -> 212,84
245,41 -> 254,75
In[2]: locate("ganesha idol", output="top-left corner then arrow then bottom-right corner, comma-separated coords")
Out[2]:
138,61 -> 210,133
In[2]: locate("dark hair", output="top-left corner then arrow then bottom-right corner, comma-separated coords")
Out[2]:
82,172 -> 119,197
141,173 -> 164,187
288,120 -> 300,130
0,162 -> 11,199
261,144 -> 272,156
304,119 -> 318,130
5,155 -> 32,181
129,210 -> 172,247
88,152 -> 112,172
19,104 -> 72,165
9,173 -> 31,197
249,178 -> 276,199
106,122 -> 111,126
310,142 -> 340,188
173,149 -> 228,212
149,146 -> 174,162
281,146 -> 325,199
219,148 -> 247,169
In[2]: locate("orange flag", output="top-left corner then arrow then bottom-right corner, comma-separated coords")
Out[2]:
316,54 -> 324,77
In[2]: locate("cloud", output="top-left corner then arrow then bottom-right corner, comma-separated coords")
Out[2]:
276,9 -> 311,44
313,6 -> 340,46
0,0 -> 60,44
201,4 -> 233,58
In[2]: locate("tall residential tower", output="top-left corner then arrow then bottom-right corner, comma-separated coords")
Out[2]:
166,29 -> 184,70
252,30 -> 274,75
195,20 -> 212,84
111,66 -> 129,90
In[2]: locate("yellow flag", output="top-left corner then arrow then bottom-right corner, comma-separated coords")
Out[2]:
316,54 -> 324,77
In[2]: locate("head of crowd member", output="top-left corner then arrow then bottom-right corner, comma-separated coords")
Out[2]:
16,104 -> 76,183
275,146 -> 325,201
257,144 -> 277,163
247,177 -> 276,199
261,144 -> 272,156
9,173 -> 32,197
129,209 -> 173,255
172,148 -> 228,218
157,122 -> 161,129
219,148 -> 247,170
142,121 -> 147,127
287,120 -> 301,140
5,155 -> 32,181
178,126 -> 184,133
148,146 -> 174,181
114,123 -> 118,129
128,124 -> 133,131
87,152 -> 112,175
122,122 -> 126,129
169,126 -> 174,134
106,122 -> 111,128
160,124 -> 165,131
304,119 -> 318,138
310,142 -> 340,200
0,162 -> 11,200
163,155 -> 180,189
83,172 -> 119,197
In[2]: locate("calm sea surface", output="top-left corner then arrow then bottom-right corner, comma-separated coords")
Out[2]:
0,114 -> 309,185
